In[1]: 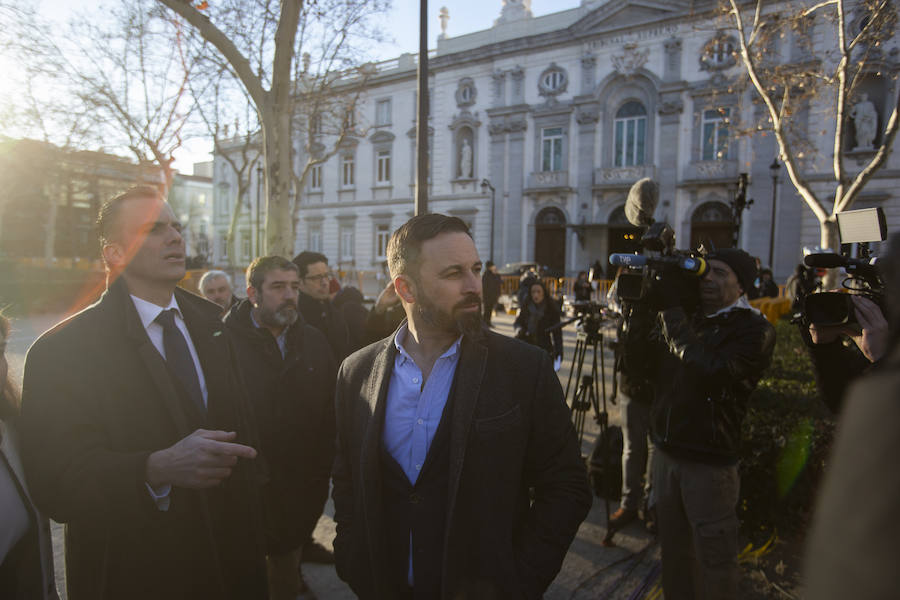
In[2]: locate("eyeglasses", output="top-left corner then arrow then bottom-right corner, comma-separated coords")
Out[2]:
303,272 -> 334,283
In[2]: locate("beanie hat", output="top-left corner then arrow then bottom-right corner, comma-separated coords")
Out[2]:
707,248 -> 757,294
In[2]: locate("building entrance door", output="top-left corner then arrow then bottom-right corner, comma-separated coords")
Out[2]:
534,207 -> 566,276
690,201 -> 734,250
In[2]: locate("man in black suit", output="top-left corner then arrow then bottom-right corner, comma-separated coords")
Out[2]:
331,214 -> 592,599
224,255 -> 336,599
19,187 -> 268,599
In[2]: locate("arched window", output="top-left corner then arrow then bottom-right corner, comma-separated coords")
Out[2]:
614,101 -> 647,167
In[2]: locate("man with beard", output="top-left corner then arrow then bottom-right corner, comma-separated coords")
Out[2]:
224,256 -> 336,600
331,214 -> 592,599
645,248 -> 775,600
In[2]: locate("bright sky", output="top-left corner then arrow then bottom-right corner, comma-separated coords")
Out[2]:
8,0 -> 583,172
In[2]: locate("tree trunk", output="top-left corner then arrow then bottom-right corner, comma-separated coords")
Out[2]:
820,217 -> 841,289
262,103 -> 295,257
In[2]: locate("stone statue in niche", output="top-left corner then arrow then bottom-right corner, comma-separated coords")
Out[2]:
850,93 -> 878,150
459,138 -> 473,178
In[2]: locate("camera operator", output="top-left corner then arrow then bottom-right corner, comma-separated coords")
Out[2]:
807,294 -> 889,414
514,280 -> 563,363
804,232 -> 900,598
607,269 -> 657,534
646,248 -> 776,599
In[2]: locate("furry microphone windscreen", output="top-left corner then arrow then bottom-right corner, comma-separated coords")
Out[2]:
625,178 -> 658,228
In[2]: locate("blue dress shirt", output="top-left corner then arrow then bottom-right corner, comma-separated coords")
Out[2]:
383,323 -> 462,585
384,324 -> 462,484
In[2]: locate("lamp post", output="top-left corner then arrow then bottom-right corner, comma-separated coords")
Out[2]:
768,158 -> 780,271
255,164 -> 262,257
481,178 -> 496,261
414,0 -> 429,215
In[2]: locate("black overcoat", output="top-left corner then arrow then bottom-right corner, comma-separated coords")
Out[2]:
19,278 -> 268,600
331,327 -> 592,599
224,299 -> 336,554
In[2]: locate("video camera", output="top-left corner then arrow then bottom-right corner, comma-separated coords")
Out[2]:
799,207 -> 887,327
607,178 -> 708,312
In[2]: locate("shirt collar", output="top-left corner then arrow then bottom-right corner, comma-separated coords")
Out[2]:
130,293 -> 180,330
393,322 -> 462,366
706,294 -> 755,318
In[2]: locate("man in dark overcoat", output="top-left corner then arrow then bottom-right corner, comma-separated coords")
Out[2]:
224,255 -> 336,598
331,214 -> 592,599
19,187 -> 268,599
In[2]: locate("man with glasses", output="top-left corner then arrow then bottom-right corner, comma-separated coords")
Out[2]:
293,252 -> 352,364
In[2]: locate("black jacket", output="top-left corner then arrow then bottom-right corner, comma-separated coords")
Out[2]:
482,271 -> 502,304
649,306 -> 776,465
297,291 -> 352,362
332,329 -> 591,599
19,279 -> 267,599
513,301 -> 564,360
807,338 -> 873,415
224,300 -> 337,554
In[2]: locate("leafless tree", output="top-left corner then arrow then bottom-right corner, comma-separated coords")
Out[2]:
158,0 -> 389,257
721,0 -> 900,262
1,0 -> 194,192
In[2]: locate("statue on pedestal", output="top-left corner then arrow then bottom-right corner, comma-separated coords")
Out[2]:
459,138 -> 473,179
850,93 -> 878,150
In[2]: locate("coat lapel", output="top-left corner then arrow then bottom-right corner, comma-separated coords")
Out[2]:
359,337 -> 395,586
110,279 -> 194,438
177,289 -> 231,427
445,334 -> 487,535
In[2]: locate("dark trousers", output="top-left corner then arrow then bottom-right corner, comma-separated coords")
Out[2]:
653,449 -> 740,600
483,299 -> 497,326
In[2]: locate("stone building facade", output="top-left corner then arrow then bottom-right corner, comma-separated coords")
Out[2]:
213,0 -> 900,280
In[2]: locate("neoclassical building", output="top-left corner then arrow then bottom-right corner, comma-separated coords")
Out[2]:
213,0 -> 900,280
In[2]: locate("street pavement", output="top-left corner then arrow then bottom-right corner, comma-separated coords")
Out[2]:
6,309 -> 659,599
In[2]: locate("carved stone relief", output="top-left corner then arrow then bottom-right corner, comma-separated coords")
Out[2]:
612,43 -> 650,77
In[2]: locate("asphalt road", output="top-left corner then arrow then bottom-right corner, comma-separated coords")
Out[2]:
7,309 -> 657,600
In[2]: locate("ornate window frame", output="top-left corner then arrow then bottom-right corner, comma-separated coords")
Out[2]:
538,63 -> 568,98
456,77 -> 477,108
700,33 -> 738,71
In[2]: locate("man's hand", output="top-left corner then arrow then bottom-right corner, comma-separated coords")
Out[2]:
146,429 -> 257,490
373,282 -> 401,314
808,296 -> 888,363
846,296 -> 889,363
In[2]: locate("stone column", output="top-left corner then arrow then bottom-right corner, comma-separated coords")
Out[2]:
574,103 -> 599,269
659,37 -> 685,233
488,118 -> 508,265
506,116 -> 528,262
510,66 -> 525,106
492,70 -> 507,108
581,54 -> 596,94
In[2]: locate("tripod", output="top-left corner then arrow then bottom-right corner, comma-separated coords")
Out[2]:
563,326 -> 606,448
550,312 -> 615,529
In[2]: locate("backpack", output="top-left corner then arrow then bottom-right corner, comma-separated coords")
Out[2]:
588,425 -> 623,500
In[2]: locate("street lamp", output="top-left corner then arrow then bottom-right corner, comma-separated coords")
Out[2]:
768,158 -> 780,271
255,164 -> 263,257
481,178 -> 496,261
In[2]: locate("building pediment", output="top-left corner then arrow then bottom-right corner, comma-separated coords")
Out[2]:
369,130 -> 396,144
570,1 -> 686,36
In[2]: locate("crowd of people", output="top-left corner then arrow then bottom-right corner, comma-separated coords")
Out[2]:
0,188 -> 592,600
2,186 -> 899,600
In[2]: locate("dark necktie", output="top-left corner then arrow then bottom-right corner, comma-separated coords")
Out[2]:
155,308 -> 205,414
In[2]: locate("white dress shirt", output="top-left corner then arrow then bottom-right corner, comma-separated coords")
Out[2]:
130,294 -> 209,511
130,294 -> 208,406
